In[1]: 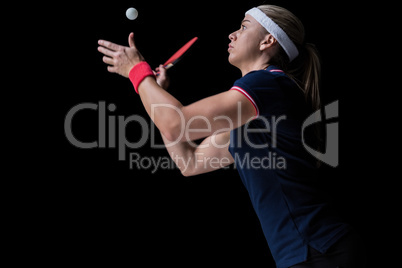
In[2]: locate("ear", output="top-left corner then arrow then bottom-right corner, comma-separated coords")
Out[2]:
260,34 -> 277,51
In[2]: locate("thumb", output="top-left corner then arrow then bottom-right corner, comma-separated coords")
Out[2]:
128,32 -> 135,48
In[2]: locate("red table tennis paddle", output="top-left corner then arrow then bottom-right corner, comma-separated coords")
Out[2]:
156,37 -> 198,74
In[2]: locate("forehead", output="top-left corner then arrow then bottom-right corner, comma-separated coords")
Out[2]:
243,14 -> 258,24
242,14 -> 265,34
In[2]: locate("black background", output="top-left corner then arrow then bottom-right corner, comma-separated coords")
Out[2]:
26,0 -> 384,266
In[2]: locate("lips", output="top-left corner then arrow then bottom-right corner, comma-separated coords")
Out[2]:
228,44 -> 234,51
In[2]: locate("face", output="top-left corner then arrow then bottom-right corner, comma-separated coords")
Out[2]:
228,14 -> 268,69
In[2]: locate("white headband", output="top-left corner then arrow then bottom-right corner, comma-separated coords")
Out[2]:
245,7 -> 299,62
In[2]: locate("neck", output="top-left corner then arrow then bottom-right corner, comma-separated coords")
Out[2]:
240,63 -> 270,77
239,56 -> 271,77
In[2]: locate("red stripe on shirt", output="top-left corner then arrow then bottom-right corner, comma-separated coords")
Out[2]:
269,69 -> 284,73
230,86 -> 259,118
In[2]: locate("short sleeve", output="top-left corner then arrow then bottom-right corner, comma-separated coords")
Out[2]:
229,70 -> 284,117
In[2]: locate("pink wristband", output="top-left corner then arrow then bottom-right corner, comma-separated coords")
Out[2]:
128,61 -> 156,94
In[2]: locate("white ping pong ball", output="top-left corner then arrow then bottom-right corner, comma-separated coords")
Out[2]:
126,8 -> 138,20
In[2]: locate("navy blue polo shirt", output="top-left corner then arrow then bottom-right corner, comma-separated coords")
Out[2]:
229,66 -> 350,268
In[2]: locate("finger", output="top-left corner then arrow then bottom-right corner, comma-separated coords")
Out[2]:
102,56 -> 114,65
128,32 -> 136,48
158,64 -> 167,76
98,46 -> 116,57
98,40 -> 123,52
107,65 -> 117,73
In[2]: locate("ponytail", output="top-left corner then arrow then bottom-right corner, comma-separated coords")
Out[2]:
288,43 -> 321,112
289,44 -> 323,159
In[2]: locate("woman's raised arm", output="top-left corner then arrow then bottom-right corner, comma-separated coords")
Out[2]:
98,33 -> 256,143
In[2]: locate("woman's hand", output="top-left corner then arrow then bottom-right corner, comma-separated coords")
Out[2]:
154,64 -> 170,90
98,32 -> 144,78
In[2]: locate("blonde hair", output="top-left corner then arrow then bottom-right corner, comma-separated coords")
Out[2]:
257,5 -> 321,112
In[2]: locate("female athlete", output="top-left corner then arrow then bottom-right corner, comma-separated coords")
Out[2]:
98,5 -> 366,267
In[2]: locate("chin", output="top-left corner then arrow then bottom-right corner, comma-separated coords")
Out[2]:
228,54 -> 238,68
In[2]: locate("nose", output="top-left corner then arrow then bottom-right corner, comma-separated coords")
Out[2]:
229,30 -> 237,41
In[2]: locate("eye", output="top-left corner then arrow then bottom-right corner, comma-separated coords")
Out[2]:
241,25 -> 247,30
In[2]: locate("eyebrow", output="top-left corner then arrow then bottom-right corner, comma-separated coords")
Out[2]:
242,19 -> 251,24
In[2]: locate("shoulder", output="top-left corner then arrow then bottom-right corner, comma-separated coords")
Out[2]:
232,70 -> 285,100
229,68 -> 300,117
230,70 -> 281,118
235,70 -> 277,88
234,69 -> 293,92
